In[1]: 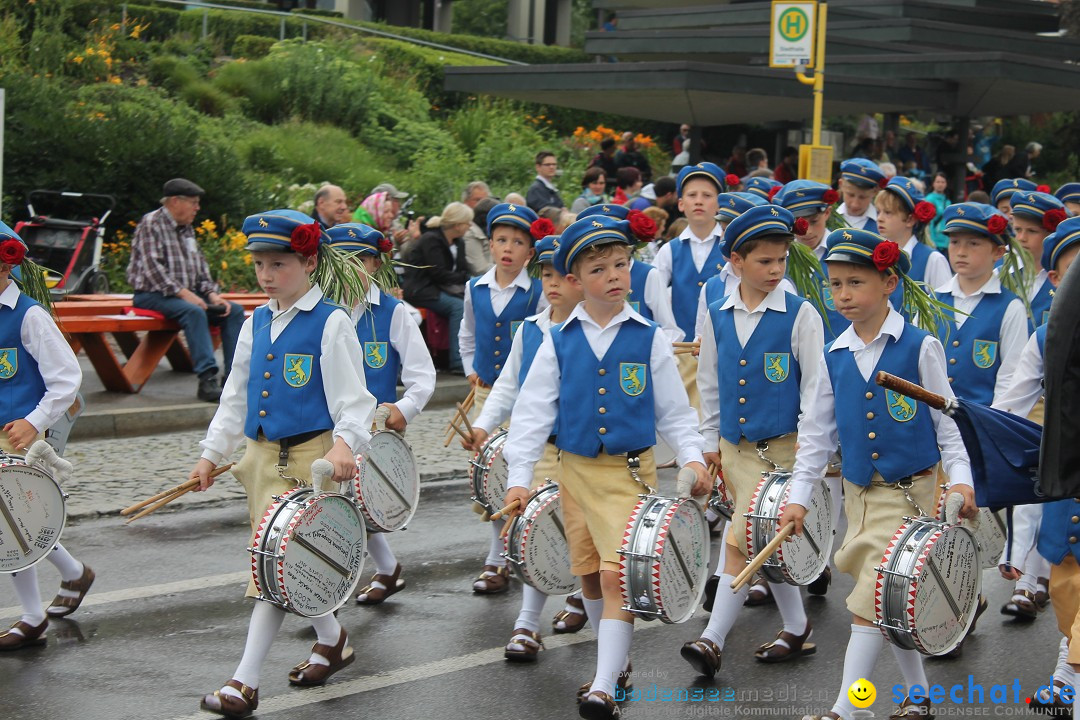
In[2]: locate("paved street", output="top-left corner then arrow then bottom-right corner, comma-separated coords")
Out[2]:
0,465 -> 1069,720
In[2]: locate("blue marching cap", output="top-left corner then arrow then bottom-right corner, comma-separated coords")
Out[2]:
553,215 -> 633,276
882,176 -> 925,213
486,202 -> 539,237
676,162 -> 728,197
0,220 -> 24,246
716,192 -> 768,223
1055,182 -> 1080,205
942,203 -> 1010,245
774,180 -> 837,218
1043,216 -> 1080,271
535,235 -> 560,266
722,204 -> 795,257
1010,191 -> 1066,222
743,177 -> 783,201
824,227 -> 912,275
326,223 -> 389,256
840,158 -> 886,189
241,209 -> 328,252
577,203 -> 629,220
991,178 -> 1037,207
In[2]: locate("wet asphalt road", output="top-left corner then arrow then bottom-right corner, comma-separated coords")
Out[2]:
0,473 -> 1069,720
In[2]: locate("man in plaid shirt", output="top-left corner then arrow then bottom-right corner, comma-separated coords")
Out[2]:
127,179 -> 244,402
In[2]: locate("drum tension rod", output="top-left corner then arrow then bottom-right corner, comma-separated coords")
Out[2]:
875,621 -> 913,634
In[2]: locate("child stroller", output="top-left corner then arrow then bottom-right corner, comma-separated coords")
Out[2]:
15,190 -> 115,297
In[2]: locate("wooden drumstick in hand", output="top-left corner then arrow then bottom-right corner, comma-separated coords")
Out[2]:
490,499 -> 521,521
730,524 -> 794,591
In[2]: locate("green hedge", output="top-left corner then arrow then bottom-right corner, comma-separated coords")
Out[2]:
362,37 -> 502,101
290,7 -> 342,18
232,33 -> 276,58
175,8 -> 326,53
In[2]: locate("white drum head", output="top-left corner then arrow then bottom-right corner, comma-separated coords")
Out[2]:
655,499 -> 710,623
776,479 -> 832,584
908,524 -> 981,655
476,433 -> 508,513
0,459 -> 66,573
509,485 -> 576,595
354,431 -> 420,533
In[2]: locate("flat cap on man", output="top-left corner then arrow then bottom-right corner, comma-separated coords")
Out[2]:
372,183 -> 409,200
162,178 -> 205,197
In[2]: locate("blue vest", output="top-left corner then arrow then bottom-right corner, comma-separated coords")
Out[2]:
1031,279 -> 1053,327
702,273 -> 728,314
517,317 -> 546,386
825,325 -> 942,485
0,294 -> 48,426
244,301 -> 339,441
355,292 -> 401,405
470,277 -> 541,386
552,318 -> 657,457
670,237 -> 726,341
1036,323 -> 1047,358
934,289 -> 1017,405
795,261 -> 850,343
627,261 -> 655,321
711,293 -> 805,443
1039,499 -> 1080,565
890,242 -> 937,310
844,213 -> 878,235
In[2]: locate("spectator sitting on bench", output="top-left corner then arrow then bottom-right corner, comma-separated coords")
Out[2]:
126,178 -> 244,403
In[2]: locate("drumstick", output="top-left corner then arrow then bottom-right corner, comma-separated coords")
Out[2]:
0,497 -> 31,555
444,388 -> 476,441
456,402 -> 474,434
672,341 -> 699,348
730,523 -> 795,591
125,486 -> 195,524
120,463 -> 235,516
707,463 -> 718,478
874,371 -> 948,411
490,499 -> 521,521
500,517 -> 512,539
444,419 -> 470,445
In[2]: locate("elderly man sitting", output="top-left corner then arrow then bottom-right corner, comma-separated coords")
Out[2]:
126,179 -> 244,402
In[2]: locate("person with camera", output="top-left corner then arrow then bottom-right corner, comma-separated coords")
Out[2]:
127,179 -> 244,403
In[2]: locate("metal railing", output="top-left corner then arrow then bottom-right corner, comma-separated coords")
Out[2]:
121,0 -> 527,65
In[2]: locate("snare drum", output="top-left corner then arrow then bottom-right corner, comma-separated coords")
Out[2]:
745,472 -> 832,585
470,429 -> 508,514
350,431 -> 420,533
934,489 -> 1005,570
251,487 -> 366,617
875,517 -> 981,656
620,495 -> 710,624
504,483 -> 577,595
0,453 -> 66,573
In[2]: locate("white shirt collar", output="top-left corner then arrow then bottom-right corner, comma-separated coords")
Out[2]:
561,301 -> 648,332
268,284 -> 323,314
365,283 -> 382,306
720,284 -> 789,313
0,281 -> 20,309
935,274 -> 1002,298
679,222 -> 723,244
902,235 -> 921,254
838,203 -> 877,221
718,262 -> 737,281
536,175 -> 559,192
830,307 -> 906,352
474,266 -> 532,292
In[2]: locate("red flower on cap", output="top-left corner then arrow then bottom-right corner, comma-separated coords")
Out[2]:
793,217 -> 810,236
0,239 -> 25,266
627,209 -> 657,241
986,214 -> 1008,235
1037,184 -> 1051,194
872,240 -> 902,272
290,222 -> 322,257
377,237 -> 394,254
530,218 -> 555,241
822,188 -> 840,205
913,201 -> 937,224
725,173 -> 740,188
767,185 -> 783,202
877,177 -> 889,189
1044,208 -> 1067,232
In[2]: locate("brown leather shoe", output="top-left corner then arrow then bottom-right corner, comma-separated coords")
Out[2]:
744,575 -> 774,606
680,637 -> 722,677
1028,680 -> 1074,717
288,628 -> 355,686
807,566 -> 832,596
579,690 -> 621,719
0,619 -> 47,650
754,622 -> 816,663
1001,590 -> 1039,620
889,696 -> 933,719
553,593 -> 587,633
200,679 -> 258,719
504,627 -> 542,662
1035,577 -> 1051,610
46,564 -> 95,618
472,564 -> 510,594
577,660 -> 633,703
938,595 -> 989,659
355,563 -> 405,605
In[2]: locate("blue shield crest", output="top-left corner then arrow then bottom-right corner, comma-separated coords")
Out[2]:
972,339 -> 998,369
886,390 -> 917,423
511,320 -> 522,339
284,354 -> 313,388
364,342 -> 388,369
763,353 -> 790,383
821,285 -> 836,311
0,349 -> 16,380
619,362 -> 647,397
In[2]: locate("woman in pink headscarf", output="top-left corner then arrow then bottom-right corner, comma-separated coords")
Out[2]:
353,191 -> 394,232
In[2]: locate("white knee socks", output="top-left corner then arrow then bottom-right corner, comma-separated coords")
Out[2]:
48,543 -> 85,582
582,594 -> 605,631
768,580 -> 808,637
366,532 -> 398,578
701,574 -> 747,649
590,619 -> 633,697
514,585 -> 547,634
712,543 -> 728,578
829,625 -> 883,719
1054,637 -> 1073,686
227,602 -> 286,696
10,568 -> 45,627
307,613 -> 344,667
890,644 -> 928,698
486,520 -> 507,567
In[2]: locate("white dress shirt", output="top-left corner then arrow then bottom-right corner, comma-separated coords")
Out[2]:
652,222 -> 725,286
632,260 -> 683,344
474,307 -> 557,433
837,202 -> 877,231
351,284 -> 436,424
904,236 -> 952,291
1030,268 -> 1049,299
693,265 -> 797,339
200,284 -> 375,464
788,308 -> 974,508
503,302 -> 706,490
458,267 -> 549,377
1,282 -> 81,433
697,287 -> 824,451
935,275 -> 1029,404
992,329 -> 1043,419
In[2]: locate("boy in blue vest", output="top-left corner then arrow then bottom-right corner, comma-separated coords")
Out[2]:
502,215 -> 710,720
462,234 -> 590,659
837,158 -> 884,233
459,202 -> 547,593
780,228 -> 977,720
1055,182 -> 1080,216
874,177 -> 952,303
1011,191 -> 1068,327
991,178 -> 1037,219
0,222 -> 95,650
192,210 -> 377,718
325,223 -> 436,606
680,205 -> 824,678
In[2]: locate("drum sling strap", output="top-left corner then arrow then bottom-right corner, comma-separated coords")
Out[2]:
626,448 -> 655,495
274,430 -> 326,484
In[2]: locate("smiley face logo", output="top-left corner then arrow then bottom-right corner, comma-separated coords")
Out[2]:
848,678 -> 876,709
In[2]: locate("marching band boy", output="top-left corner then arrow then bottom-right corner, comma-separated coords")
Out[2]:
502,214 -> 710,720
874,177 -> 952,301
1010,191 -> 1068,327
991,178 -> 1037,219
326,223 -> 436,606
192,210 -> 376,718
837,158 -> 884,232
1055,182 -> 1080,216
781,228 -> 977,720
0,222 -> 94,650
681,205 -> 824,677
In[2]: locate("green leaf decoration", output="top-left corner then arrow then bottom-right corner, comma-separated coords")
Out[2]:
16,259 -> 55,317
787,241 -> 832,335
